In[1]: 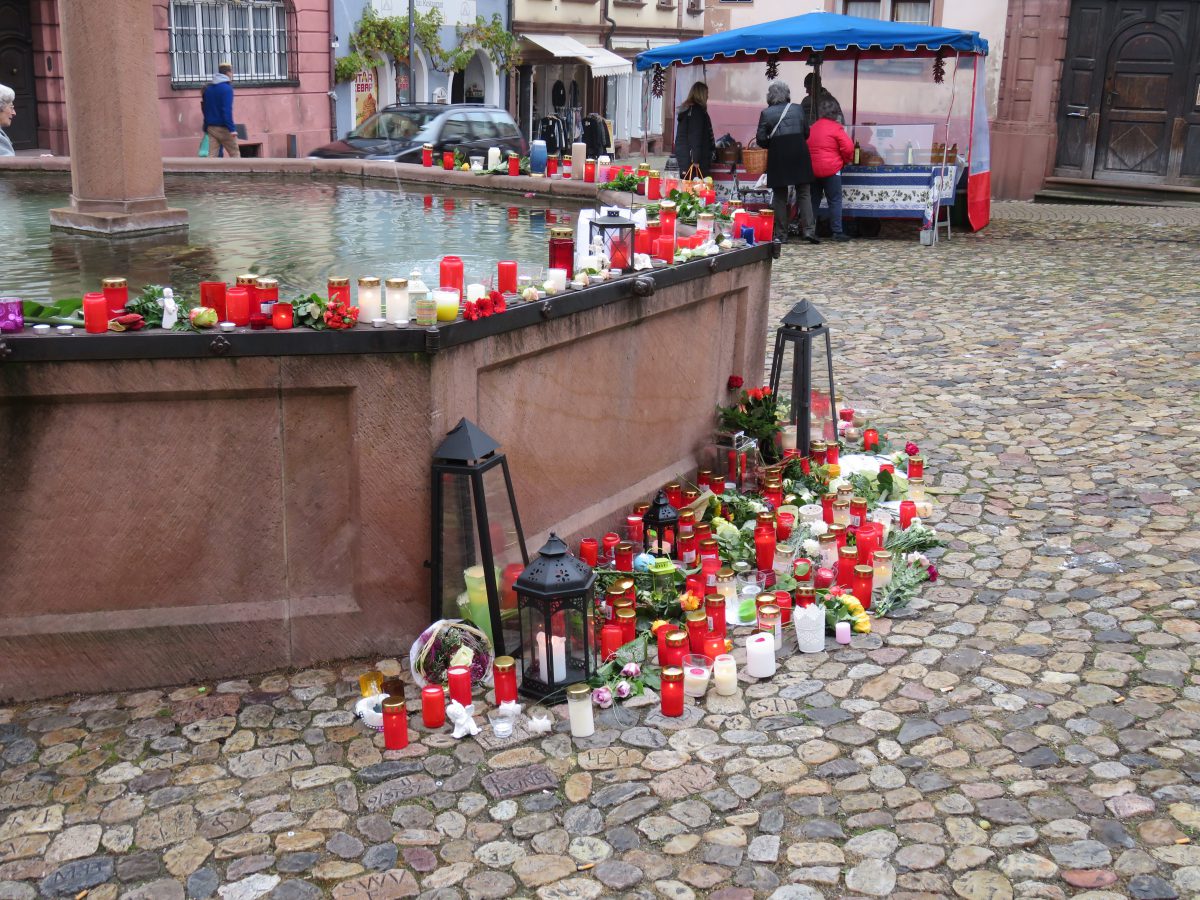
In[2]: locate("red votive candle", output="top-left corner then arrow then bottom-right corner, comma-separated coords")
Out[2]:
826,443 -> 840,465
661,667 -> 684,717
602,532 -> 621,562
774,591 -> 793,625
508,153 -> 520,176
663,631 -> 688,669
101,277 -> 128,317
838,547 -> 858,589
686,573 -> 704,598
899,500 -> 917,530
617,608 -> 637,645
908,456 -> 924,480
421,685 -> 446,728
382,697 -> 409,750
442,151 -> 455,170
879,460 -> 895,474
655,236 -> 675,262
685,611 -> 707,655
704,635 -> 725,663
447,665 -> 471,707
856,522 -> 881,566
863,428 -> 880,452
754,528 -> 776,573
635,229 -> 652,255
852,565 -> 874,609
547,155 -> 558,176
225,286 -> 251,326
493,656 -> 518,704
422,144 -> 433,167
498,261 -> 518,294
615,543 -> 633,572
625,514 -> 644,544
776,512 -> 795,541
83,292 -> 109,333
327,276 -> 351,305
584,159 -> 596,182
840,407 -> 855,422
200,281 -> 228,321
601,623 -> 623,662
579,538 -> 599,567
271,302 -> 293,330
439,256 -> 464,300
610,241 -> 630,271
706,594 -> 726,639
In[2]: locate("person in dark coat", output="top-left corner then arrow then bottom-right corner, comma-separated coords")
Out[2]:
755,81 -> 818,244
674,82 -> 715,177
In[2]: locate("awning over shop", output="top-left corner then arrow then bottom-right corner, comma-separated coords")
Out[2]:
522,34 -> 633,77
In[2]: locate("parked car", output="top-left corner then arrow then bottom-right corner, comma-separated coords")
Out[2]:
308,104 -> 527,164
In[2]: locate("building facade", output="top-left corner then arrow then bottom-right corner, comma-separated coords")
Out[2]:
332,0 -> 511,141
2,0 -> 332,157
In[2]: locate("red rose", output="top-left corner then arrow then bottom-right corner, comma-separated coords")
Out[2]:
727,375 -> 744,390
747,387 -> 762,402
905,441 -> 920,456
761,386 -> 772,396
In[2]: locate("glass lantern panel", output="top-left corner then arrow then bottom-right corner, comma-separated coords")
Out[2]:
479,463 -> 526,656
520,602 -> 541,685
562,601 -> 587,681
547,608 -> 567,685
436,471 -> 493,644
810,332 -> 839,445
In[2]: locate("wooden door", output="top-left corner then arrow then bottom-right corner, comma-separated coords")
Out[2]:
0,0 -> 39,149
1094,23 -> 1181,179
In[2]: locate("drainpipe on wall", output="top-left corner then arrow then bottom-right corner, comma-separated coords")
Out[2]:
507,0 -> 516,112
328,0 -> 337,139
602,0 -> 616,50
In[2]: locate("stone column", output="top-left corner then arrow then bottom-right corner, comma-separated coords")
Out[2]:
48,0 -> 186,235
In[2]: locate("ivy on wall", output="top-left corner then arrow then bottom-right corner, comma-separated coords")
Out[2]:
334,8 -> 522,85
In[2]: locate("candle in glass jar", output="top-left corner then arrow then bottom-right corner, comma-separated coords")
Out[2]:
713,654 -> 737,695
271,302 -> 293,330
507,152 -> 520,176
838,546 -> 858,588
82,292 -> 109,333
439,256 -> 464,299
566,683 -> 594,737
225,286 -> 251,326
327,276 -> 350,304
487,146 -> 502,170
852,564 -> 874,608
421,684 -> 446,728
758,605 -> 782,647
625,515 -> 644,545
447,665 -> 472,706
579,538 -> 598,567
899,500 -> 917,530
433,289 -> 460,322
616,608 -> 637,646
662,631 -> 687,669
655,236 -> 675,262
661,666 -> 684,716
382,696 -> 409,750
422,144 -> 434,166
703,635 -> 725,663
908,477 -> 926,502
356,276 -> 382,322
907,455 -> 924,479
685,610 -> 708,655
754,527 -> 776,572
442,150 -> 455,170
497,261 -> 518,294
682,655 -> 711,697
547,268 -> 568,292
835,621 -> 852,644
602,531 -> 621,561
548,226 -> 574,277
745,632 -> 776,678
101,277 -> 128,316
601,622 -> 623,662
615,542 -> 633,572
493,656 -> 518,704
873,550 -> 893,588
385,277 -> 409,325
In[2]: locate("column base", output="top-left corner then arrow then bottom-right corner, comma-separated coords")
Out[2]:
49,207 -> 189,237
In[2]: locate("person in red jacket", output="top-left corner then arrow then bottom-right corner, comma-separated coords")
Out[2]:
807,100 -> 855,241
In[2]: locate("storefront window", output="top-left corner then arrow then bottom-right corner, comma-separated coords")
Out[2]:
843,1 -> 931,24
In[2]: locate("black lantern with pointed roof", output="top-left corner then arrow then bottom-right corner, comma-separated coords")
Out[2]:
768,300 -> 839,458
642,489 -> 679,559
430,418 -> 528,659
513,533 -> 597,700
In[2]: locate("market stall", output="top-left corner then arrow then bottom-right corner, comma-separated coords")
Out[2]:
636,12 -> 992,234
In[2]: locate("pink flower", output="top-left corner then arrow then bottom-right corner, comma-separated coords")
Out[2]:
591,686 -> 613,708
926,564 -> 939,583
620,662 -> 641,679
905,441 -> 920,457
614,680 -> 632,699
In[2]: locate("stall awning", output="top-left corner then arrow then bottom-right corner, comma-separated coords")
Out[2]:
523,34 -> 633,77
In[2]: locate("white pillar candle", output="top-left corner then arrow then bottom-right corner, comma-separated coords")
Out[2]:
565,684 -> 594,738
465,283 -> 487,303
487,147 -> 502,170
713,654 -> 738,695
835,621 -> 852,644
550,635 -> 567,682
683,661 -> 711,698
571,142 -> 587,181
535,631 -> 549,680
546,269 -> 568,292
780,425 -> 798,451
357,277 -> 382,322
385,278 -> 409,325
745,633 -> 776,678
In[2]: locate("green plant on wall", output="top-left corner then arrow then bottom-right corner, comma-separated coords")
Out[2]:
335,7 -> 522,84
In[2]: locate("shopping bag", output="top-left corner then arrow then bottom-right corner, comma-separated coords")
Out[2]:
198,133 -> 210,158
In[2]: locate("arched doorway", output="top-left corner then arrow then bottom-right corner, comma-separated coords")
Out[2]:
1094,25 -> 1180,179
450,50 -> 500,106
410,46 -> 430,104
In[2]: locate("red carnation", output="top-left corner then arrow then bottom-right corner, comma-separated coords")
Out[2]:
727,375 -> 744,391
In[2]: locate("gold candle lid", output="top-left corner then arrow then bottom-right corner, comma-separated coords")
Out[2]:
829,524 -> 847,538
839,546 -> 858,560
327,276 -> 350,287
615,578 -> 636,593
385,277 -> 408,289
606,584 -> 627,598
717,566 -> 734,578
699,539 -> 719,552
686,609 -> 707,624
236,274 -> 259,286
381,696 -> 406,713
854,564 -> 874,577
661,666 -> 683,682
758,604 -> 780,623
255,276 -> 278,289
616,607 -> 636,620
101,277 -> 127,288
566,683 -> 590,700
705,593 -> 724,606
549,226 -> 573,240
666,631 -> 687,647
494,655 -> 516,673
834,499 -> 850,509
659,199 -> 675,210
795,584 -> 815,598
358,276 -> 381,287
873,550 -> 893,562
818,533 -> 837,544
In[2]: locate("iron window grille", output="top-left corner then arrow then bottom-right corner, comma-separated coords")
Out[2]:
168,0 -> 298,88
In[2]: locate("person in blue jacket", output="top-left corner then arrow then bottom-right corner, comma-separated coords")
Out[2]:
201,63 -> 239,158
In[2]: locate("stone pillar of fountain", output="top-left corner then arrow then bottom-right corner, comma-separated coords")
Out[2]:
48,0 -> 187,235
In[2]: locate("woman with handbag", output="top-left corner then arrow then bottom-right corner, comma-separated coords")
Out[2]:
674,82 -> 715,178
755,81 -> 818,244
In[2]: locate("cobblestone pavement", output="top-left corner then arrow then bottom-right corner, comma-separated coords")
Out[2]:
2,212 -> 1199,900
991,200 -> 1200,226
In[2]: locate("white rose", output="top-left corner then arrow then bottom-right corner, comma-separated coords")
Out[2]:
803,538 -> 820,556
808,521 -> 828,536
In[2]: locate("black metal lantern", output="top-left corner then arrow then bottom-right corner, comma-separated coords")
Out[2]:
590,214 -> 637,272
767,299 -> 839,457
513,533 -> 597,700
642,489 -> 679,559
430,418 -> 528,659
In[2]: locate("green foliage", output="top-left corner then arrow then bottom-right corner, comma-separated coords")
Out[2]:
872,559 -> 930,617
601,172 -> 641,192
21,297 -> 83,327
883,524 -> 944,555
126,284 -> 200,332
290,293 -> 328,330
717,386 -> 782,463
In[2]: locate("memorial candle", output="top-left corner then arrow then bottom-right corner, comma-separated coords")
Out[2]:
745,632 -> 776,678
566,683 -> 594,738
548,227 -> 574,277
356,276 -> 382,322
822,492 -> 837,525
899,500 -> 917,530
421,685 -> 446,728
200,281 -> 227,321
101,277 -> 128,316
663,631 -> 688,668
447,665 -> 472,706
497,260 -> 518,294
443,150 -> 455,169
863,428 -> 880,452
615,543 -> 633,572
907,455 -> 924,480
83,292 -> 109,333
856,522 -> 881,566
873,550 -> 893,589
579,538 -> 598,567
660,667 -> 684,716
601,623 -> 623,662
703,635 -> 725,663
602,532 -> 621,562
838,546 -> 858,588
682,655 -> 711,697
684,610 -> 707,655
706,594 -> 726,639
625,515 -> 644,545
754,527 -> 776,572
422,143 -> 434,166
382,697 -> 409,750
493,656 -> 518,704
852,565 -> 874,608
271,302 -> 293,330
617,608 -> 637,645
655,236 -> 675,262
508,152 -> 520,176
835,621 -> 852,644
713,654 -> 738,695
439,256 -> 464,299
225,286 -> 251,326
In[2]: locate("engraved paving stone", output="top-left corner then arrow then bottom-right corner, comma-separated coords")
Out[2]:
39,856 -> 115,897
329,868 -> 420,900
361,775 -> 438,812
226,744 -> 314,779
480,764 -> 559,799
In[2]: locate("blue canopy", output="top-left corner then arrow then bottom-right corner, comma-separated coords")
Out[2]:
634,12 -> 988,71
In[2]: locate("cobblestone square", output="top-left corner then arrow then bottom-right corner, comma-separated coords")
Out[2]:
1,204 -> 1198,900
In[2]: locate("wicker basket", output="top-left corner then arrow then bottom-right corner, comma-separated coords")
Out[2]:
742,145 -> 768,176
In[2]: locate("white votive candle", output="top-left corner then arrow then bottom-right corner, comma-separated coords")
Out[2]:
780,424 -> 798,451
547,268 -> 568,292
713,654 -> 738,695
745,633 -> 776,678
385,277 -> 409,325
682,657 -> 711,698
487,147 -> 502,170
565,683 -> 594,738
466,283 -> 487,303
357,277 -> 382,322
550,635 -> 567,682
835,621 -> 852,644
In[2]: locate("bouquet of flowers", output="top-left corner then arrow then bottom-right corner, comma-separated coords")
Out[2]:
409,619 -> 494,688
717,385 -> 782,462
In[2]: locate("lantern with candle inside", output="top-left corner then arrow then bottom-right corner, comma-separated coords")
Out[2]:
642,489 -> 678,558
430,418 -> 529,659
766,299 -> 840,459
590,214 -> 635,272
513,533 -> 597,700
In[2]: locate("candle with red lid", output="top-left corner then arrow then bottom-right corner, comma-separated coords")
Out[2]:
493,656 -> 518,704
601,623 -> 623,662
421,685 -> 446,728
447,666 -> 471,707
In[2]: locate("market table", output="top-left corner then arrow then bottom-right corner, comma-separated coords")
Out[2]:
823,163 -> 960,233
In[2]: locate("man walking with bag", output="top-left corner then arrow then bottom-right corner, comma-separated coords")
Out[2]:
202,62 -> 239,158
